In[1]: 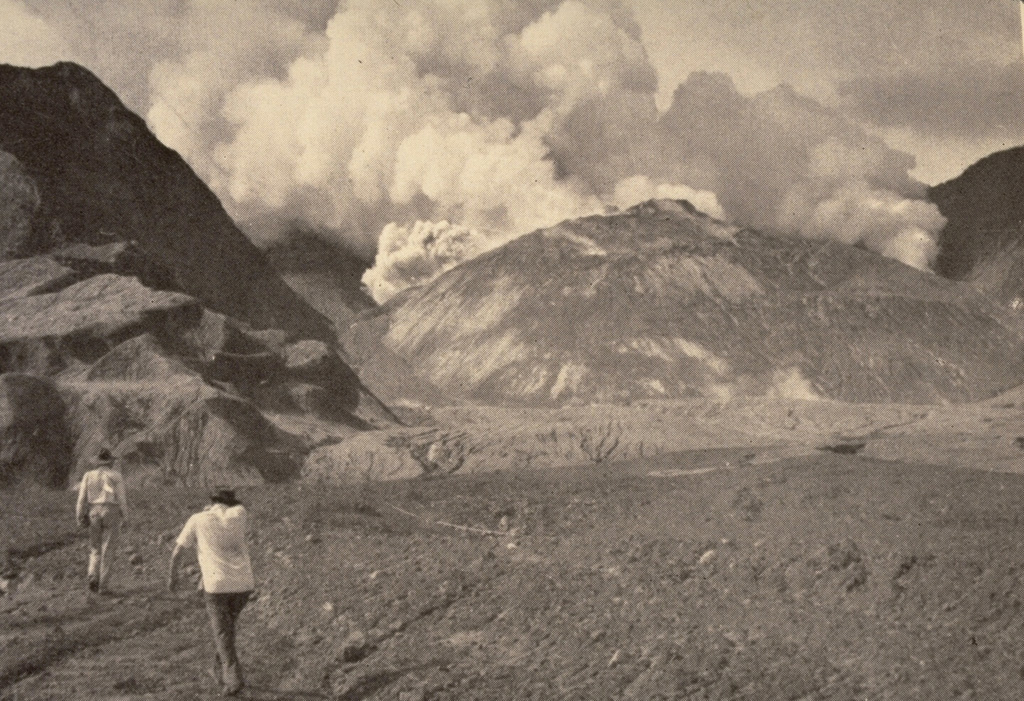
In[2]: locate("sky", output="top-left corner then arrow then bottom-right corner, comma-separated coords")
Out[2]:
631,0 -> 1024,183
1,1 -> 1022,299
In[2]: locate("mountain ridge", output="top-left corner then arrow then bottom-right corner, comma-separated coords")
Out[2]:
370,199 -> 1024,405
929,144 -> 1024,305
0,61 -> 333,341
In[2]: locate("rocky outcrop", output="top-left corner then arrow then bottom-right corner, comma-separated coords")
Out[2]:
0,265 -> 394,487
64,379 -> 305,487
372,199 -> 1024,405
0,273 -> 201,376
84,334 -> 197,382
61,332 -> 313,486
0,62 -> 332,340
0,373 -> 72,487
0,63 -> 404,489
50,241 -> 175,291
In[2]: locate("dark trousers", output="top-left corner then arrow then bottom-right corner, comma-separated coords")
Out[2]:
204,590 -> 251,693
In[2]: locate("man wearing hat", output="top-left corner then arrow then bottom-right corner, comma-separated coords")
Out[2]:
75,448 -> 129,594
168,487 -> 254,696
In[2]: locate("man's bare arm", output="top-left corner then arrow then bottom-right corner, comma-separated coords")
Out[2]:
167,542 -> 187,591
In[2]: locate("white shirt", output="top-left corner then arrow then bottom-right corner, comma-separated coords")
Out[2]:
76,467 -> 128,520
176,504 -> 254,593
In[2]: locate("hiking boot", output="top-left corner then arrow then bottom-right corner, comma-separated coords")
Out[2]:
88,579 -> 99,593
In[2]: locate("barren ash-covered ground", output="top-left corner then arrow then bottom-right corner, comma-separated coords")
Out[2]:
5,38 -> 1024,701
7,443 -> 1024,700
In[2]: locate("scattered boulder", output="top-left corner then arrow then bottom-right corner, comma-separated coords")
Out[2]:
817,442 -> 866,455
732,487 -> 763,522
336,630 -> 372,663
284,339 -> 339,378
187,310 -> 288,360
822,540 -> 870,592
785,539 -> 870,596
0,373 -> 72,487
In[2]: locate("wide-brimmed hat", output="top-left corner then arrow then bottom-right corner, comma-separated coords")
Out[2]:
91,448 -> 115,466
209,486 -> 239,506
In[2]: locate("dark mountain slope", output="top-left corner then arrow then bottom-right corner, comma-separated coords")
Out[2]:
263,232 -> 375,330
930,145 -> 1024,305
0,62 -> 332,341
0,63 -> 397,487
377,200 -> 1024,405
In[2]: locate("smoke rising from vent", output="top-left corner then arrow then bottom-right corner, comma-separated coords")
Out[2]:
2,0 -> 946,300
363,220 -> 493,304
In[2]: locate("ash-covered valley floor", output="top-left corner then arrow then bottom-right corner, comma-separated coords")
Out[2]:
6,439 -> 1024,700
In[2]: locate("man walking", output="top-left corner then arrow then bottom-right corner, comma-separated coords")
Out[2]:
75,448 -> 129,594
168,487 -> 254,696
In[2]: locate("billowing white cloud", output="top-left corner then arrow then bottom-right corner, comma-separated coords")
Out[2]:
0,0 -> 954,298
362,220 -> 493,303
655,73 -> 945,271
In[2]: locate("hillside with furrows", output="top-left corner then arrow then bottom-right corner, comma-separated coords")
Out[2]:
360,199 -> 1024,405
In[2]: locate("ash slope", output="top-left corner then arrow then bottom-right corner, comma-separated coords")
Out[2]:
929,145 -> 1024,306
380,200 -> 1024,405
0,62 -> 332,341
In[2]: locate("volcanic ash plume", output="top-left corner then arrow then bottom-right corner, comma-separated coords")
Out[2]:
362,221 -> 494,304
184,0 -> 728,301
192,0 -> 645,254
656,74 -> 946,271
784,182 -> 943,271
5,0 -> 947,299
